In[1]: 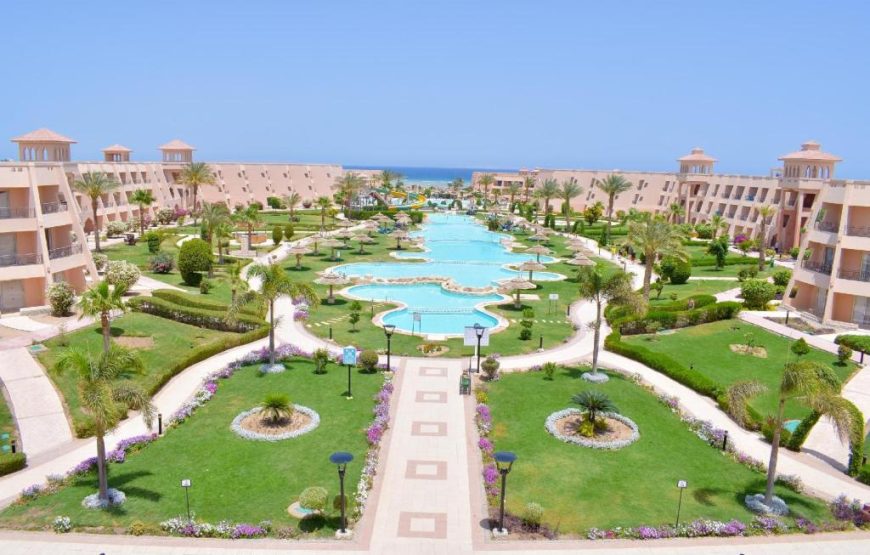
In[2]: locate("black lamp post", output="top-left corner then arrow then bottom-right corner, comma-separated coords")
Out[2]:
384,324 -> 396,371
474,323 -> 485,373
494,451 -> 516,534
180,479 -> 192,522
330,452 -> 354,535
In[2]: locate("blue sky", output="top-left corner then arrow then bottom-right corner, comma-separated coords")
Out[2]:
2,1 -> 868,176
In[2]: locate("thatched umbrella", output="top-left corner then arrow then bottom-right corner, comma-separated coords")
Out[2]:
335,229 -> 354,242
499,277 -> 537,309
314,273 -> 350,304
565,254 -> 595,266
287,244 -> 312,270
336,219 -> 356,229
353,234 -> 375,254
390,229 -> 409,250
525,244 -> 552,262
564,242 -> 586,252
320,237 -> 345,261
518,260 -> 547,281
529,233 -> 549,243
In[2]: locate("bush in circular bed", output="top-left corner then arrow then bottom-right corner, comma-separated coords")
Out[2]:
177,238 -> 213,286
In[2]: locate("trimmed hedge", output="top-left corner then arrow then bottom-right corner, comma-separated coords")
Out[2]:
691,255 -> 757,267
150,289 -> 260,317
785,411 -> 820,451
616,301 -> 741,335
835,335 -> 870,354
128,296 -> 263,332
845,400 -> 865,477
0,453 -> 26,477
606,294 -> 717,322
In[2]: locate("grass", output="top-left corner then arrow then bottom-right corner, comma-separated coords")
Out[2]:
0,388 -> 16,455
485,368 -> 830,534
649,280 -> 740,306
37,313 -> 232,433
621,320 -> 857,422
0,358 -> 382,535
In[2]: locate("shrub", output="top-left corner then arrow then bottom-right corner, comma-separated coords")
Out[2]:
149,251 -> 175,274
199,279 -> 212,294
858,465 -> 870,486
844,400 -> 865,476
522,502 -> 544,528
480,356 -> 500,381
772,269 -> 792,287
737,265 -> 759,282
272,226 -> 283,245
284,224 -> 295,242
299,487 -> 328,512
156,208 -> 175,225
0,453 -> 27,476
519,328 -> 532,340
407,210 -> 424,224
740,279 -> 776,310
266,196 -> 284,209
669,260 -> 692,284
105,220 -> 128,237
313,348 -> 330,374
150,289 -> 259,316
835,335 -> 870,354
838,345 -> 854,365
47,281 -> 75,316
92,253 -> 108,271
105,260 -> 141,289
358,350 -> 379,373
143,231 -> 162,253
127,296 -> 263,332
788,246 -> 800,259
615,301 -> 740,335
790,337 -> 810,357
542,362 -> 557,380
52,515 -> 71,533
177,238 -> 213,286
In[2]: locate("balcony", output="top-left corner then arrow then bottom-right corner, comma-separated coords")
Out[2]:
801,260 -> 833,276
0,206 -> 35,219
41,201 -> 68,214
815,220 -> 839,232
48,243 -> 83,260
0,252 -> 42,267
846,226 -> 870,238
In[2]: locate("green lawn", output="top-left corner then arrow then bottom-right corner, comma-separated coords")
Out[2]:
0,388 -> 17,458
485,369 -> 829,534
621,321 -> 857,422
692,265 -> 773,279
37,313 -> 233,436
649,280 -> 740,306
0,358 -> 382,535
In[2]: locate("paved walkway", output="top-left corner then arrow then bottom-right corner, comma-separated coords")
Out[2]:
0,348 -> 73,458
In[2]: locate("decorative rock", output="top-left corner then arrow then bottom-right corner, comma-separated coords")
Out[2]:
260,363 -> 286,374
744,493 -> 790,516
582,371 -> 610,383
82,488 -> 126,509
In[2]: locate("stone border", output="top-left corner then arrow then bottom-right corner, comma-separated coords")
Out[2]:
230,404 -> 320,441
545,409 -> 640,450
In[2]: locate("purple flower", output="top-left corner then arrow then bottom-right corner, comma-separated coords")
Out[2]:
367,424 -> 384,445
231,523 -> 266,538
483,464 -> 498,485
478,438 -> 493,453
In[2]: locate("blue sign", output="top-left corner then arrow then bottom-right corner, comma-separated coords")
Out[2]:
342,346 -> 358,366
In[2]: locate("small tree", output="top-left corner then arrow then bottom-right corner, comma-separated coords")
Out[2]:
480,356 -> 500,381
272,226 -> 283,245
707,236 -> 730,269
740,278 -> 776,310
284,224 -> 295,242
78,280 -> 127,354
791,337 -> 811,358
260,393 -> 293,425
837,345 -> 853,365
312,348 -> 330,374
571,390 -> 617,424
542,361 -> 557,380
47,281 -> 75,317
520,307 -> 534,340
348,300 -> 362,331
130,189 -> 155,236
105,260 -> 140,290
177,238 -> 213,286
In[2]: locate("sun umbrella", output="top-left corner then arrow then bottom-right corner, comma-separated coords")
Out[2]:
525,244 -> 552,262
517,260 -> 547,281
389,229 -> 409,250
529,233 -> 549,242
314,273 -> 350,304
498,277 -> 537,309
320,237 -> 345,261
287,244 -> 312,270
353,234 -> 376,254
565,254 -> 595,266
336,219 -> 356,229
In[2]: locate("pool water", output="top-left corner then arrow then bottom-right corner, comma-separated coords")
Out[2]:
783,420 -> 800,433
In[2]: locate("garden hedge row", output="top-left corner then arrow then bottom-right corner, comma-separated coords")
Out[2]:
0,453 -> 26,477
690,254 -> 758,267
606,294 -> 717,322
835,335 -> 870,354
151,289 -> 259,317
845,400 -> 865,477
128,296 -> 263,333
615,301 -> 742,335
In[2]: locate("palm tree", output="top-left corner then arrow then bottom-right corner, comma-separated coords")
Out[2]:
316,196 -> 332,232
284,191 -> 302,222
506,183 -> 521,213
522,175 -> 536,203
571,390 -> 617,424
535,178 -> 560,216
577,267 -> 641,378
379,169 -> 399,190
214,220 -> 233,264
710,213 -> 728,239
595,174 -> 633,243
667,203 -> 685,224
79,280 -> 128,354
200,202 -> 230,244
178,162 -> 215,224
233,204 -> 262,251
129,189 -> 155,236
54,346 -> 154,504
73,172 -> 120,253
227,260 -> 248,305
333,172 -> 365,217
449,178 -> 464,199
724,380 -> 768,428
260,393 -> 293,425
230,262 -> 318,370
478,174 -> 494,209
757,205 -> 777,270
559,178 -> 583,231
627,216 -> 687,299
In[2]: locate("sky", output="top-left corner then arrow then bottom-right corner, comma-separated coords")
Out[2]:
1,0 -> 869,176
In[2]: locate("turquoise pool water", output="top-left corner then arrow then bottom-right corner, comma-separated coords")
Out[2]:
783,420 -> 800,433
349,283 -> 500,334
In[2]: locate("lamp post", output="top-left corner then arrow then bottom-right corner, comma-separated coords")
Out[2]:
330,452 -> 354,537
675,480 -> 688,527
494,451 -> 517,535
384,324 -> 396,371
474,323 -> 485,373
181,479 -> 192,522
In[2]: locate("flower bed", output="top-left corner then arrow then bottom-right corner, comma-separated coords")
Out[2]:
230,405 -> 320,441
160,516 -> 271,538
545,409 -> 639,449
353,376 -> 393,520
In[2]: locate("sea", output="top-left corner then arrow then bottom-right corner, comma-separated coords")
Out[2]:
346,166 -> 515,188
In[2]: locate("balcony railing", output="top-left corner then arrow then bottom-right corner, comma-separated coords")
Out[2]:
838,268 -> 870,282
801,260 -> 833,276
0,252 -> 42,267
846,226 -> 870,238
41,201 -> 69,214
48,243 -> 83,260
815,220 -> 839,232
0,206 -> 35,219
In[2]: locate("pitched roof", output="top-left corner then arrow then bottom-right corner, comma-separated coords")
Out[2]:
778,141 -> 841,162
11,128 -> 76,143
101,144 -> 132,152
678,147 -> 716,163
159,139 -> 195,150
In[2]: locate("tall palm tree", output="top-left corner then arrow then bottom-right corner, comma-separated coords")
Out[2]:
233,204 -> 262,251
227,259 -> 248,305
230,263 -> 319,370
316,196 -> 332,232
535,178 -> 560,216
627,216 -> 687,299
559,178 -> 583,230
54,346 -> 154,505
178,162 -> 216,225
214,220 -> 233,264
478,174 -> 494,209
449,178 -> 464,199
710,213 -> 728,239
333,172 -> 365,217
284,191 -> 302,222
129,189 -> 155,236
79,280 -> 128,354
73,172 -> 120,253
522,175 -> 536,203
200,202 -> 231,244
595,174 -> 633,243
379,169 -> 399,190
667,203 -> 685,224
757,205 -> 777,270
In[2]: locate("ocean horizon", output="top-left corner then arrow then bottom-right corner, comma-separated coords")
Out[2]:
346,165 -> 515,187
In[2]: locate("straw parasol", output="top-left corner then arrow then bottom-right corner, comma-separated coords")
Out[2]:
389,229 -> 410,249
335,219 -> 356,229
517,260 -> 547,281
565,253 -> 595,266
499,277 -> 537,309
287,244 -> 312,270
525,244 -> 552,262
353,234 -> 375,254
314,273 -> 350,304
320,237 -> 345,261
335,229 -> 354,241
529,233 -> 549,243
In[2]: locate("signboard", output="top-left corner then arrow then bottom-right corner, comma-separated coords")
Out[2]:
548,293 -> 559,301
342,346 -> 357,366
413,312 -> 422,322
181,479 -> 191,488
463,325 -> 491,347
677,480 -> 688,489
